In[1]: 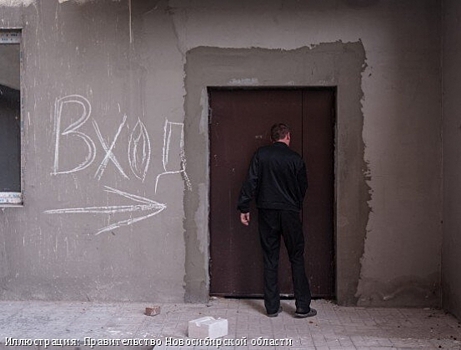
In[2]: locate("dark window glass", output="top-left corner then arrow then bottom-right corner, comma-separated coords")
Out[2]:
0,31 -> 21,205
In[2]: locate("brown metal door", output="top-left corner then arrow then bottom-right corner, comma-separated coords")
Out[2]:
209,88 -> 335,298
302,90 -> 335,297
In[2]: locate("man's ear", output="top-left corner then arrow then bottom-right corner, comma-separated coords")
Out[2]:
286,132 -> 291,146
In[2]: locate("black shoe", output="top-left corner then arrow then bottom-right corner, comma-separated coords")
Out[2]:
267,306 -> 282,317
294,307 -> 317,318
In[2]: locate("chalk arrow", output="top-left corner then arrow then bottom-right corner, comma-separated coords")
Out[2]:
45,186 -> 166,235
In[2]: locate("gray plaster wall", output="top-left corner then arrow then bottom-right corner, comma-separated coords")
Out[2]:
0,0 -> 442,306
442,0 -> 461,319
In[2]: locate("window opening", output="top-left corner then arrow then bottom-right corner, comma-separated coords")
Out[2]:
0,30 -> 21,206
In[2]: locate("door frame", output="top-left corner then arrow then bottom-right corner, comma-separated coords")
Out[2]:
183,44 -> 368,305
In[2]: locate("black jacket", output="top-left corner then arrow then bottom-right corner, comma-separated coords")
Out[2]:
237,142 -> 308,213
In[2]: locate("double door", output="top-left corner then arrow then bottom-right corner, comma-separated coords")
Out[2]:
209,88 -> 335,298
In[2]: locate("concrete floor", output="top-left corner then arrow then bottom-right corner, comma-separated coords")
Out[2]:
0,298 -> 460,349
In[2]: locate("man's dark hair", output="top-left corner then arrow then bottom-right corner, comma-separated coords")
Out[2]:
270,123 -> 290,141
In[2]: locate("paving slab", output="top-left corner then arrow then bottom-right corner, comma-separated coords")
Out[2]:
0,298 -> 460,349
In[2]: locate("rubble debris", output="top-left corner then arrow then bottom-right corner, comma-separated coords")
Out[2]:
145,306 -> 161,316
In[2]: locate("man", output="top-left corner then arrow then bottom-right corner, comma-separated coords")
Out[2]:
237,123 -> 316,318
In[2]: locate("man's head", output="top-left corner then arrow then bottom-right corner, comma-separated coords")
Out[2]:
270,123 -> 291,145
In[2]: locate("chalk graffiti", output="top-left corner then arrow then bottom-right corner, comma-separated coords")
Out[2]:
92,115 -> 130,180
52,94 -> 190,191
45,186 -> 166,235
128,118 -> 151,182
53,95 -> 96,175
155,119 -> 192,193
49,94 -> 193,234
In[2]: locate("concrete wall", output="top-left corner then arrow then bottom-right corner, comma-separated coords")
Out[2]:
442,0 -> 461,319
0,0 -> 442,306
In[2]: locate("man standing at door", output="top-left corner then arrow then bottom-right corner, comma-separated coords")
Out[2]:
237,123 -> 316,318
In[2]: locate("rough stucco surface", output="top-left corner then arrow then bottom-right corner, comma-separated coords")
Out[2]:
0,0 -> 120,5
0,0 -> 33,6
442,0 -> 461,319
0,0 -> 443,306
354,2 -> 442,306
184,45 -> 368,305
1,1 -> 188,302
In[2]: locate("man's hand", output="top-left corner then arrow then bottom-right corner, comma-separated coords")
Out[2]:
240,212 -> 250,226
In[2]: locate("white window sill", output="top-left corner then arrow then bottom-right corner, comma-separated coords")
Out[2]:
0,192 -> 23,206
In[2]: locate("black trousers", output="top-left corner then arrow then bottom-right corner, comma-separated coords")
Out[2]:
258,209 -> 312,314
